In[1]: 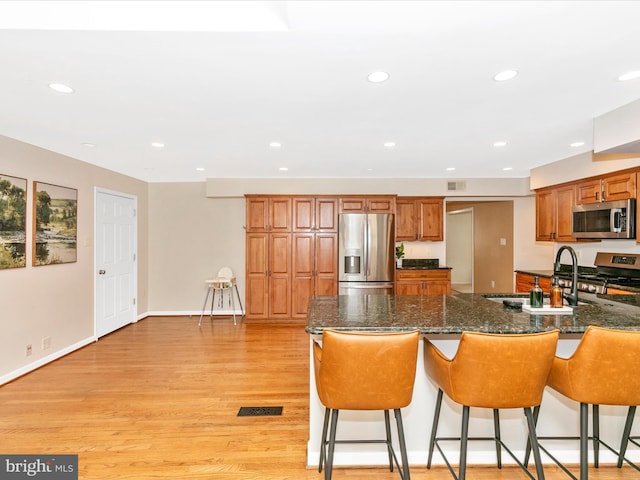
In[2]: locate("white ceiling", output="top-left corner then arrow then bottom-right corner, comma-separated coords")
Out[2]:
1,0 -> 640,183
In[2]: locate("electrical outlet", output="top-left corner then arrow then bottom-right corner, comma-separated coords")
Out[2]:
491,280 -> 496,288
26,344 -> 32,356
42,336 -> 51,350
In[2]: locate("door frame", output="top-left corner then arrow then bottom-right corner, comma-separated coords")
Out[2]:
94,187 -> 138,338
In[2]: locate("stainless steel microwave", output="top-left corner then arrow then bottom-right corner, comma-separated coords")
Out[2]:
572,199 -> 636,239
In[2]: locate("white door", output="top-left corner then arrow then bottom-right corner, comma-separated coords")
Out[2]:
95,189 -> 137,338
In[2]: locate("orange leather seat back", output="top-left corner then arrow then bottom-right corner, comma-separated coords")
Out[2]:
424,330 -> 559,408
547,325 -> 640,405
314,330 -> 420,410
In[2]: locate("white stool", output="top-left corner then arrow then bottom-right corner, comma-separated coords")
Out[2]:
198,267 -> 244,326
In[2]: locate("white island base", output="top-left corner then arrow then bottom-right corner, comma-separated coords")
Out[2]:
307,334 -> 640,468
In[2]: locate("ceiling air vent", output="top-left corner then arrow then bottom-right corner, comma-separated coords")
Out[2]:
447,180 -> 467,192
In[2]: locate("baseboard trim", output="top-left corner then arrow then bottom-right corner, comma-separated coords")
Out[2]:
1,336 -> 96,386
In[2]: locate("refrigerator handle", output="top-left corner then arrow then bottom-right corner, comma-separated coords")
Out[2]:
363,216 -> 369,278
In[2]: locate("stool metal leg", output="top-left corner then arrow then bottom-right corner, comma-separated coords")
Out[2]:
325,409 -> 339,480
619,406 -> 637,468
234,284 -> 245,318
319,408 -> 330,473
593,404 -> 600,468
395,408 -> 411,480
384,410 -> 394,472
494,408 -> 502,469
524,406 -> 546,480
427,388 -> 443,468
580,402 -> 589,480
459,405 -> 470,480
198,286 -> 212,326
228,287 -> 237,325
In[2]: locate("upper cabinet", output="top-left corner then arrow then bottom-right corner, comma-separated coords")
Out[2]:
293,197 -> 338,232
396,197 -> 444,241
246,196 -> 292,232
339,196 -> 395,213
536,185 -> 576,242
575,171 -> 636,204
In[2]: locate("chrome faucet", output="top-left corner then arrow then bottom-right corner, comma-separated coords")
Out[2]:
554,245 -> 579,306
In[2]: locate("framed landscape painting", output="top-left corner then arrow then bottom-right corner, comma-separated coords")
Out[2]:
0,174 -> 27,269
33,181 -> 77,266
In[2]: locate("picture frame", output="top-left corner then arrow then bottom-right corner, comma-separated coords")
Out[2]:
0,174 -> 27,269
33,181 -> 77,266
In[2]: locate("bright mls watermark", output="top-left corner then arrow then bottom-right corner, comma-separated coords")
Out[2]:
0,455 -> 77,479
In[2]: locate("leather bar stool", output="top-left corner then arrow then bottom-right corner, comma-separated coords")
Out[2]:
424,329 -> 559,480
313,329 -> 420,480
525,325 -> 640,480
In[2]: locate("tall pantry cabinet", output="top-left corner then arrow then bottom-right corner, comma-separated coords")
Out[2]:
245,196 -> 292,319
245,195 -> 338,320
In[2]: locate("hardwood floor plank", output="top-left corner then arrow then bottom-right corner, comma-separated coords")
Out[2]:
1,316 -> 638,479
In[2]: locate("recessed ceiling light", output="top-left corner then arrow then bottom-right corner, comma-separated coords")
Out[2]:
279,167 -> 288,171
493,141 -> 507,147
618,71 -> 640,81
269,142 -> 281,148
493,70 -> 518,82
151,142 -> 165,148
383,142 -> 396,148
446,167 -> 456,171
196,167 -> 205,171
368,71 -> 389,83
503,167 -> 513,171
81,142 -> 96,148
570,141 -> 585,147
48,83 -> 74,94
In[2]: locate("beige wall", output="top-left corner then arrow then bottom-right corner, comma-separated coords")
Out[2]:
147,183 -> 245,313
0,135 -> 148,383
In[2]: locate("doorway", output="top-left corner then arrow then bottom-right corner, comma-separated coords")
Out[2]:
446,208 -> 473,293
95,188 -> 137,338
446,201 -> 514,294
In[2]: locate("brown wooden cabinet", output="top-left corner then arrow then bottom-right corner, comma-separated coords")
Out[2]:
396,197 -> 444,241
535,185 -> 576,242
247,195 -> 338,320
246,196 -> 292,232
395,269 -> 451,295
575,171 -> 636,204
515,272 -> 551,294
339,196 -> 395,213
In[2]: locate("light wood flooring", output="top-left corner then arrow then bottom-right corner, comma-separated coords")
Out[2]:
1,316 -> 638,479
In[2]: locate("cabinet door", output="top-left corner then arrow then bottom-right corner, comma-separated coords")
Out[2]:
418,198 -> 443,241
270,197 -> 292,232
576,179 -> 602,204
396,199 -> 417,241
245,233 -> 269,318
555,185 -> 576,242
340,197 -> 367,213
292,233 -> 314,317
395,281 -> 423,295
368,196 -> 395,213
269,233 -> 291,317
246,197 -> 270,232
315,233 -> 338,296
603,172 -> 636,201
536,189 -> 556,241
293,197 -> 314,232
424,281 -> 451,295
315,197 -> 338,232
515,273 -> 551,293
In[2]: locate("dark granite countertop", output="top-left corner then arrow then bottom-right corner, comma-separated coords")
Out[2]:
305,293 -> 640,335
397,258 -> 450,270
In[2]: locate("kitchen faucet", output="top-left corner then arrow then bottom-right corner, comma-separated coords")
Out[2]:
554,245 -> 579,306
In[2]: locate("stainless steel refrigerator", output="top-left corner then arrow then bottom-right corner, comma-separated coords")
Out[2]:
338,213 -> 395,295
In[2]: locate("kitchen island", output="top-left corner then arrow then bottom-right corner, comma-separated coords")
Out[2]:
305,293 -> 640,468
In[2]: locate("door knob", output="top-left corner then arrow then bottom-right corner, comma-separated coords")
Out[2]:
98,270 -> 106,275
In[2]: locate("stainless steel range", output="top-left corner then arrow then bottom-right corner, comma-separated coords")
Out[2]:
555,251 -> 640,294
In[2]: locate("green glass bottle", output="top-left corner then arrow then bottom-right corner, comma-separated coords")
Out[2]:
529,276 -> 544,308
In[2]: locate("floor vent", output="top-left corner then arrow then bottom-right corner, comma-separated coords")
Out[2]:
237,406 -> 283,417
